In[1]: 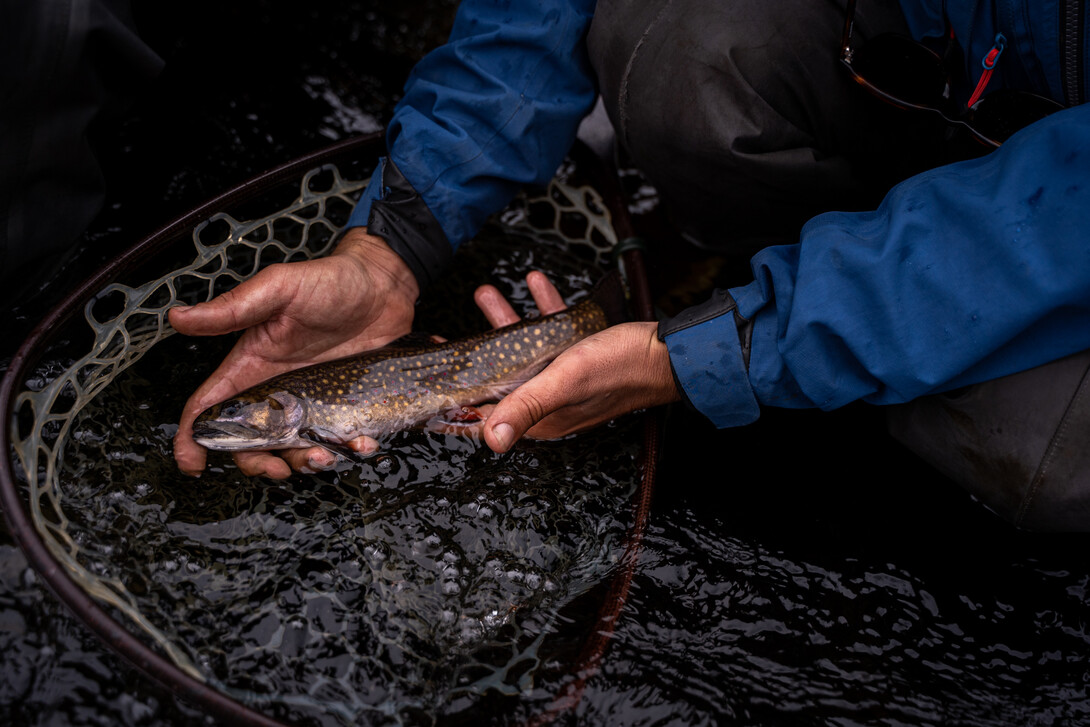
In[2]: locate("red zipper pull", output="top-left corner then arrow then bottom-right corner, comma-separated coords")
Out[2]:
967,33 -> 1006,108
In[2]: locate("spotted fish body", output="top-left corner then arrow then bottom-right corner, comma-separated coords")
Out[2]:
192,296 -> 613,453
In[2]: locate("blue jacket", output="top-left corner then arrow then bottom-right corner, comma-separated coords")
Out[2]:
348,0 -> 1090,427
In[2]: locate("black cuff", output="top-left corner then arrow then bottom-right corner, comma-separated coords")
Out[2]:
657,288 -> 753,370
366,158 -> 453,290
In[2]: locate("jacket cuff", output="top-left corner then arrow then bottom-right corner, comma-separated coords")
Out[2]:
657,289 -> 760,427
347,157 -> 453,290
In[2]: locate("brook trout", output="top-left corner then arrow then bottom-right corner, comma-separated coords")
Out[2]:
192,277 -> 625,453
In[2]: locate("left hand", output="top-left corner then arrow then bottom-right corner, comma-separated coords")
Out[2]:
170,228 -> 418,478
475,272 -> 680,453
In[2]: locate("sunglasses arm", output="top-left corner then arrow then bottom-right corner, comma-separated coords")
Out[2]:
840,0 -> 858,62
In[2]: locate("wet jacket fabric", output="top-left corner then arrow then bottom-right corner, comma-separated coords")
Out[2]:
348,0 -> 598,288
348,0 -> 1090,428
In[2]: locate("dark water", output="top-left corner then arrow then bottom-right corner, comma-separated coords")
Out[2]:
32,221 -> 641,727
4,1 -> 1090,726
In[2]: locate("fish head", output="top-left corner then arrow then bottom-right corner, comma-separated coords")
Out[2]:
192,390 -> 307,451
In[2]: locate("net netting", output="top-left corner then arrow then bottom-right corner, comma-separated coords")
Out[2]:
8,158 -> 642,726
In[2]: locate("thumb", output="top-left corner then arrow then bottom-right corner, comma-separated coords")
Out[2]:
168,266 -> 290,336
484,382 -> 555,453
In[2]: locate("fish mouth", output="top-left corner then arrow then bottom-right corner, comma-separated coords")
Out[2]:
192,420 -> 287,451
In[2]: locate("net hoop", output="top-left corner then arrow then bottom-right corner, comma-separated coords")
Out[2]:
0,132 -> 660,725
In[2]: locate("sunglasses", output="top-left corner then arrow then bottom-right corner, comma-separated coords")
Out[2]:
839,0 -> 1063,148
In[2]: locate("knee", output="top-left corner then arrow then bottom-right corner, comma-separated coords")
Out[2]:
588,0 -> 803,154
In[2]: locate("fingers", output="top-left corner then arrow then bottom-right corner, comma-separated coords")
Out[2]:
233,437 -> 378,478
231,447 -> 335,478
475,271 -> 566,329
168,265 -> 292,337
173,383 -> 234,476
172,350 -> 270,476
170,267 -> 293,476
484,372 -> 565,453
481,322 -> 675,454
172,428 -> 208,476
347,436 -> 381,456
473,272 -> 574,452
474,285 -> 520,328
526,270 -> 566,315
175,269 -> 571,476
234,450 -> 294,479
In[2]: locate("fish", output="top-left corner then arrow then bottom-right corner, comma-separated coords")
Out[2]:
191,274 -> 626,454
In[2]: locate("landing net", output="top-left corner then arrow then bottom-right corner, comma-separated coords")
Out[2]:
3,138 -> 647,726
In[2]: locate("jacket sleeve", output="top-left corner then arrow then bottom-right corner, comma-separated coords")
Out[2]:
347,0 -> 598,289
663,103 -> 1090,427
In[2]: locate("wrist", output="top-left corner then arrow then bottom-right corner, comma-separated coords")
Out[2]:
638,321 -> 683,407
334,227 -> 420,305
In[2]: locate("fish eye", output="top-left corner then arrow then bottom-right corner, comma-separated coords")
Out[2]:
220,401 -> 243,418
265,396 -> 284,411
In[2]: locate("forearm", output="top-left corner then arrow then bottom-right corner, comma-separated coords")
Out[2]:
348,0 -> 598,288
668,104 -> 1090,425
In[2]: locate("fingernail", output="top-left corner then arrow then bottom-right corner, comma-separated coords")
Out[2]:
308,453 -> 335,471
492,422 -> 514,451
171,305 -> 193,313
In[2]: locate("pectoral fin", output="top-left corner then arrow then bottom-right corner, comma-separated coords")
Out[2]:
426,405 -> 494,436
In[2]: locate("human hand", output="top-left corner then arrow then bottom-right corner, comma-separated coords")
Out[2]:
169,227 -> 419,478
475,272 -> 680,453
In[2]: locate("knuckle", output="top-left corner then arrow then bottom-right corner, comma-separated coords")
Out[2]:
514,389 -> 551,425
282,450 -> 310,470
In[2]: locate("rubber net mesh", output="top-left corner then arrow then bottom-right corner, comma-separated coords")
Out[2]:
9,162 -> 640,725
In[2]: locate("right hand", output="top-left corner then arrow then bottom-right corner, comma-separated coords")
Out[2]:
475,273 -> 677,452
169,227 -> 419,478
